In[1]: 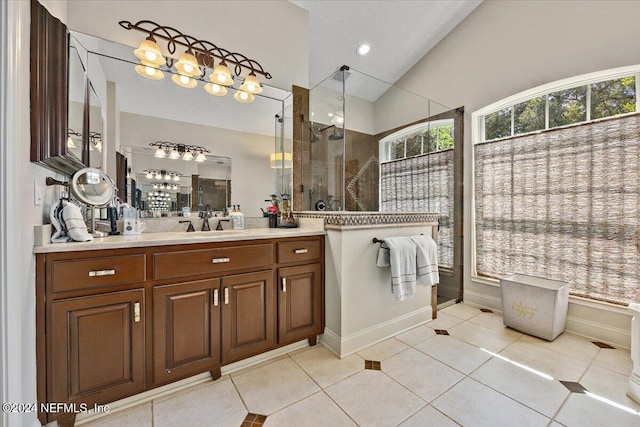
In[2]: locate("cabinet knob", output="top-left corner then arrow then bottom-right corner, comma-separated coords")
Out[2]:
294,248 -> 308,254
89,269 -> 116,277
212,258 -> 230,264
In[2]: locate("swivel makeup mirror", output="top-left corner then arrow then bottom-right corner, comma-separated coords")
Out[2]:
70,168 -> 116,237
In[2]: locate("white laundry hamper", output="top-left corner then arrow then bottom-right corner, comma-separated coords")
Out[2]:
500,274 -> 569,341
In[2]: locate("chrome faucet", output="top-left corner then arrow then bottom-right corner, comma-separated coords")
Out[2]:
179,220 -> 195,232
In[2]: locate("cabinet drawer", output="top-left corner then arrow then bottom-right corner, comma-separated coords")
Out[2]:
154,244 -> 274,280
277,239 -> 321,264
51,254 -> 146,293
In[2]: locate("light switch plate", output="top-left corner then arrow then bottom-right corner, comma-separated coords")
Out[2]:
34,179 -> 42,206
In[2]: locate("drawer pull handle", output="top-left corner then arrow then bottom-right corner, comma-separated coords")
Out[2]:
88,269 -> 115,277
134,302 -> 141,323
213,289 -> 219,306
282,278 -> 287,292
224,288 -> 229,305
212,258 -> 230,264
294,249 -> 308,254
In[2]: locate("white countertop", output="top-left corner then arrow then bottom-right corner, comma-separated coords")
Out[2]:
33,228 -> 326,254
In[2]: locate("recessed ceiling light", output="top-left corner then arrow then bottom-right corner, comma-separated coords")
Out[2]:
356,43 -> 370,56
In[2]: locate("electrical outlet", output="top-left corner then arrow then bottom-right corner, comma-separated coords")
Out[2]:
34,179 -> 42,206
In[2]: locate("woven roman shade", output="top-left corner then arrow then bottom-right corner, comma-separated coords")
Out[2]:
380,150 -> 454,268
475,113 -> 640,305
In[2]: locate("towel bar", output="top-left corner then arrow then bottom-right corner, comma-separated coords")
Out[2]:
372,233 -> 424,244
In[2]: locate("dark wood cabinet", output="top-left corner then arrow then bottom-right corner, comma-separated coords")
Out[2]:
49,290 -> 145,405
36,235 -> 324,426
153,279 -> 221,385
278,263 -> 323,345
221,271 -> 276,364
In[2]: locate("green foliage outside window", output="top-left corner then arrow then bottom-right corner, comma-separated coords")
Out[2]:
485,107 -> 511,140
591,76 -> 636,119
514,96 -> 545,135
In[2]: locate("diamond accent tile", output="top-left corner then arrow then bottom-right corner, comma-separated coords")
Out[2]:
364,360 -> 381,370
434,329 -> 450,335
241,413 -> 268,426
480,308 -> 494,313
560,381 -> 588,394
591,341 -> 615,349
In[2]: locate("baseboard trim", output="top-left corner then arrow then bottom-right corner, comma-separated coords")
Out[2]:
464,289 -> 502,310
319,307 -> 432,358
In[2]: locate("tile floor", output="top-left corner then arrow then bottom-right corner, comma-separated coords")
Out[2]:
82,303 -> 640,427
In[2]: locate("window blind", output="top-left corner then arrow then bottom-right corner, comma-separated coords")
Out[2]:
475,114 -> 640,305
380,150 -> 454,269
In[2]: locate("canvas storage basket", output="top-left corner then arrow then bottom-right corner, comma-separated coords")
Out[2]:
500,273 -> 569,341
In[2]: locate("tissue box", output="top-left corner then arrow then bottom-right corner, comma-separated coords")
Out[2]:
500,274 -> 569,341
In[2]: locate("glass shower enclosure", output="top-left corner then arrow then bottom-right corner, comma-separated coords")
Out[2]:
299,66 -> 463,304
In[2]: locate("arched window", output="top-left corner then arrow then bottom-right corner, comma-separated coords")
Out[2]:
472,65 -> 640,305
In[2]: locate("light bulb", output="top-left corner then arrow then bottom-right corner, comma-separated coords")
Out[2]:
146,172 -> 153,179
67,136 -> 76,149
195,152 -> 206,162
145,65 -> 155,76
169,148 -> 181,159
182,150 -> 193,161
155,172 -> 162,179
180,75 -> 189,84
241,92 -> 248,100
154,147 -> 166,158
164,173 -> 170,180
174,175 -> 180,181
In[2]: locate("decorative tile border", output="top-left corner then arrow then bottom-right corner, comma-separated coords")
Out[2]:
294,211 -> 438,229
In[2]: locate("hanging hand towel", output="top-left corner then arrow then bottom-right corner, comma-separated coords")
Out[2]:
383,237 -> 417,301
410,234 -> 439,287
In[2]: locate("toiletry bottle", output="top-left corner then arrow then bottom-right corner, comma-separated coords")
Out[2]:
236,205 -> 245,230
268,205 -> 277,228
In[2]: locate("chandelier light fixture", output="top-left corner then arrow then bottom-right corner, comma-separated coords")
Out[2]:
149,141 -> 210,162
67,128 -> 81,149
143,169 -> 181,181
120,19 -> 272,103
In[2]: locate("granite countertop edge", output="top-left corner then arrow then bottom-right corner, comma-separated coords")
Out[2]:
33,228 -> 326,254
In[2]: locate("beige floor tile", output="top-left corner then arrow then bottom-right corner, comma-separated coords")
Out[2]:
449,320 -> 522,352
399,405 -> 460,427
554,393 -> 640,426
592,347 -> 633,376
425,312 -> 465,330
153,378 -> 246,427
383,348 -> 464,402
519,332 -> 599,362
414,335 -> 492,374
467,311 -> 508,331
264,392 -> 356,427
325,370 -> 425,426
432,377 -> 550,427
580,364 -> 640,411
232,357 -> 320,415
356,337 -> 408,361
471,356 -> 570,417
499,340 -> 589,382
80,403 -> 152,427
440,303 -> 481,320
396,324 -> 436,346
291,345 -> 363,388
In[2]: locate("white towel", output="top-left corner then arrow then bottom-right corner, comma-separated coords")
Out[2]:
410,235 -> 439,286
382,237 -> 417,301
62,201 -> 94,242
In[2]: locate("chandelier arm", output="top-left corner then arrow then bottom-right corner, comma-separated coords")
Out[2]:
119,19 -> 272,79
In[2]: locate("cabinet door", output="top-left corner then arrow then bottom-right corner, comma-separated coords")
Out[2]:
278,263 -> 323,345
153,279 -> 220,384
50,289 -> 145,405
221,271 -> 276,364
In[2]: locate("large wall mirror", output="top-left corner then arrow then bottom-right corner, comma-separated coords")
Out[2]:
68,29 -> 292,218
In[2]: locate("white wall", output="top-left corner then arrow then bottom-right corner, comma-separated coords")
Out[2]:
2,2 -> 68,426
393,0 -> 640,346
120,112 -> 275,216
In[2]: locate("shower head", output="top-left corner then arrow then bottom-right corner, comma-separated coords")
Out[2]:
321,124 -> 343,141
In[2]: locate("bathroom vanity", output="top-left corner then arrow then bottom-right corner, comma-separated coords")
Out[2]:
34,229 -> 324,427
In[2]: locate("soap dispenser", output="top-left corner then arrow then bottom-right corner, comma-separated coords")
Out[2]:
230,205 -> 245,230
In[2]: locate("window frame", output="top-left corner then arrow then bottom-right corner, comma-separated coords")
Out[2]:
471,64 -> 640,281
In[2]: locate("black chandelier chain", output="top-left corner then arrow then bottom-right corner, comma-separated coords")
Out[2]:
119,20 -> 272,80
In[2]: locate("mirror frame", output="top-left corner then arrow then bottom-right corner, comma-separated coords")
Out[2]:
30,0 -> 86,175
